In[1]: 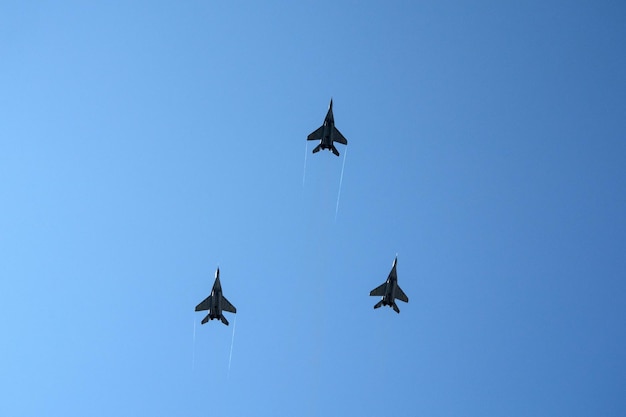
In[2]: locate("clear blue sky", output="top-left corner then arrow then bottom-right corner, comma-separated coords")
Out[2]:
1,1 -> 625,416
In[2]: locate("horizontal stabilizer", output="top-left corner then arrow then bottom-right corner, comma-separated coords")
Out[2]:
201,314 -> 210,325
392,303 -> 400,314
374,300 -> 384,309
312,144 -> 322,154
331,145 -> 340,156
220,315 -> 229,326
370,283 -> 386,297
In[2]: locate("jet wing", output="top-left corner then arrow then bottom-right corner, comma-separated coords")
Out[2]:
332,126 -> 348,145
307,126 -> 324,140
195,295 -> 212,312
370,283 -> 387,297
395,285 -> 409,303
221,295 -> 237,314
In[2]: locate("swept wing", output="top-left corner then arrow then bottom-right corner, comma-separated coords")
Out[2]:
195,295 -> 212,312
221,296 -> 237,314
332,127 -> 348,145
370,283 -> 387,297
395,286 -> 409,303
307,126 -> 324,140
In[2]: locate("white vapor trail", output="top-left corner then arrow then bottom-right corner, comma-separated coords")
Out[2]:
228,315 -> 237,379
335,147 -> 348,222
302,140 -> 308,187
192,319 -> 196,371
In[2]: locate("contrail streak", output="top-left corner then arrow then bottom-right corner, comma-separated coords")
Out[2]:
192,319 -> 196,371
335,147 -> 348,222
228,316 -> 237,379
302,140 -> 308,187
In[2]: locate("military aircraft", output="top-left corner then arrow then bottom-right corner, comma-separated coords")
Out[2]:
307,98 -> 348,156
370,256 -> 409,313
195,267 -> 237,325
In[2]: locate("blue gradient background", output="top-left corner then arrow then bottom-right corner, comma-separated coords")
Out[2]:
1,1 -> 625,416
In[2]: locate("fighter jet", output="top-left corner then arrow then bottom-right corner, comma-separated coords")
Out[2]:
307,98 -> 348,156
370,256 -> 409,313
195,267 -> 237,326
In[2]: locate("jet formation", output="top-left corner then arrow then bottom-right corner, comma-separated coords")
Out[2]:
195,99 -> 409,326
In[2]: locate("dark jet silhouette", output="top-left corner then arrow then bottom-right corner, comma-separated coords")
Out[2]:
195,267 -> 237,325
307,98 -> 348,156
370,256 -> 409,313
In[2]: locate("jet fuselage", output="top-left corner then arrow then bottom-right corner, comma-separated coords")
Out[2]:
208,278 -> 222,320
381,276 -> 398,306
319,108 -> 335,150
